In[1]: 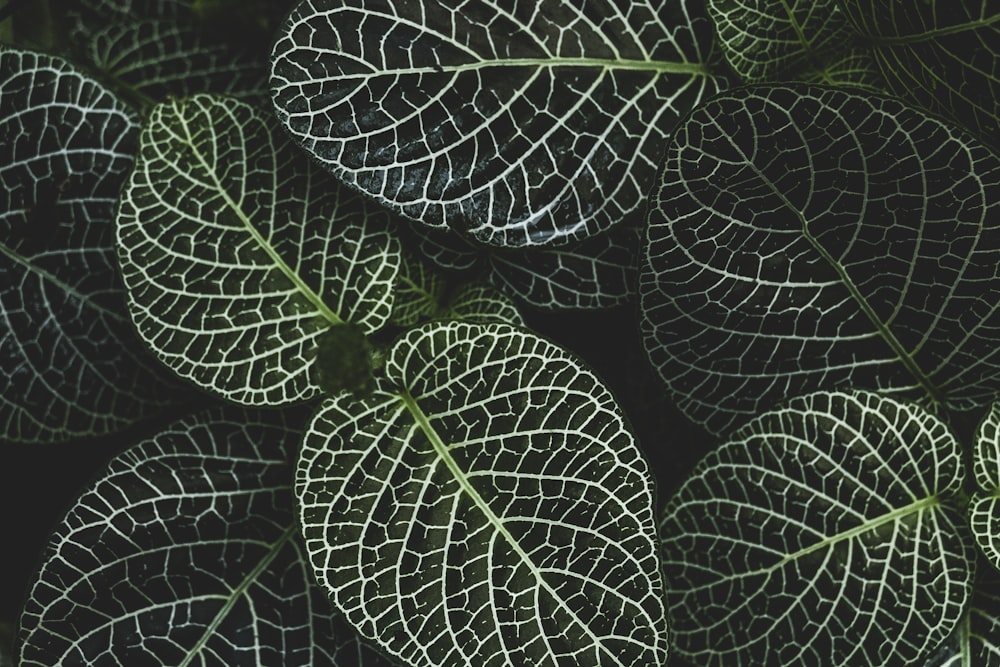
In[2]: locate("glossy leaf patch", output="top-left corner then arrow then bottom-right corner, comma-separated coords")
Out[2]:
297,321 -> 668,666
840,0 -> 1000,151
640,84 -> 1000,436
17,406 -> 393,666
0,47 -> 176,443
972,403 -> 1000,572
270,0 -> 720,247
117,94 -> 401,406
661,390 -> 973,666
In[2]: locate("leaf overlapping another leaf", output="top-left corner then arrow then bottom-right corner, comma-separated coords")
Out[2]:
270,0 -> 721,248
925,569 -> 1000,666
640,84 -> 1000,436
116,93 -> 401,405
297,320 -> 668,666
17,406 -> 393,666
661,390 -> 973,666
840,0 -> 1000,151
0,46 -> 177,443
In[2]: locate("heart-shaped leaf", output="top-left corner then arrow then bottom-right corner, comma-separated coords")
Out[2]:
270,0 -> 721,248
661,390 -> 973,666
297,320 -> 668,666
839,0 -> 1000,151
116,93 -> 401,405
972,403 -> 1000,572
17,406 -> 394,666
0,47 -> 177,443
640,84 -> 1000,436
709,0 -> 881,87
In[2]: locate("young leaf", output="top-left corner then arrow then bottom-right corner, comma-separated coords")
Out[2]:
640,84 -> 1000,436
0,46 -> 177,443
391,253 -> 524,328
661,390 -> 974,666
709,0 -> 881,87
116,94 -> 401,406
270,0 -> 721,248
972,402 -> 1000,572
297,321 -> 668,666
839,0 -> 1000,151
17,406 -> 394,666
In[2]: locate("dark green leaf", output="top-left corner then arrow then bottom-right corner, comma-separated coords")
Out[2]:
641,84 -> 1000,436
297,320 -> 668,666
270,0 -> 721,247
972,402 -> 1000,572
117,94 -> 401,406
840,0 -> 1000,150
661,390 -> 973,666
17,406 -> 394,666
0,46 -> 177,443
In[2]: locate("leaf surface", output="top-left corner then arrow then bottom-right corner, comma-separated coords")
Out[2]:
117,94 -> 401,405
17,406 -> 394,666
297,320 -> 668,666
709,0 -> 881,87
270,0 -> 720,247
660,390 -> 973,666
0,47 -> 176,443
972,403 -> 1000,572
840,0 -> 1000,150
640,84 -> 1000,436
924,569 -> 1000,666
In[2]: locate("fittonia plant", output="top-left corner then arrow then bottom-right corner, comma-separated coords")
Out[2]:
2,1 -> 1000,666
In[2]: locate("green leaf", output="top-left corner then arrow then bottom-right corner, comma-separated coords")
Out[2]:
0,46 -> 177,443
661,390 -> 974,666
297,320 -> 668,666
77,18 -> 269,103
640,84 -> 1000,436
972,402 -> 1000,572
411,224 -> 641,310
709,0 -> 882,88
839,0 -> 1000,151
270,0 -> 721,248
391,253 -> 524,328
17,406 -> 395,666
923,569 -> 1000,666
116,93 -> 401,406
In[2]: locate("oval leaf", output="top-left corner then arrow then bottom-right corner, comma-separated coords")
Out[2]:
972,403 -> 1000,572
840,0 -> 1000,151
270,0 -> 720,247
661,390 -> 973,666
116,93 -> 401,405
297,320 -> 668,666
0,47 -> 176,443
640,84 -> 1000,436
17,406 -> 393,666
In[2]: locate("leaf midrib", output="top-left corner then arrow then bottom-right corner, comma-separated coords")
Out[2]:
347,57 -> 709,77
398,389 -> 627,667
178,524 -> 297,667
759,495 -> 940,575
713,114 -> 946,406
166,99 -> 342,326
